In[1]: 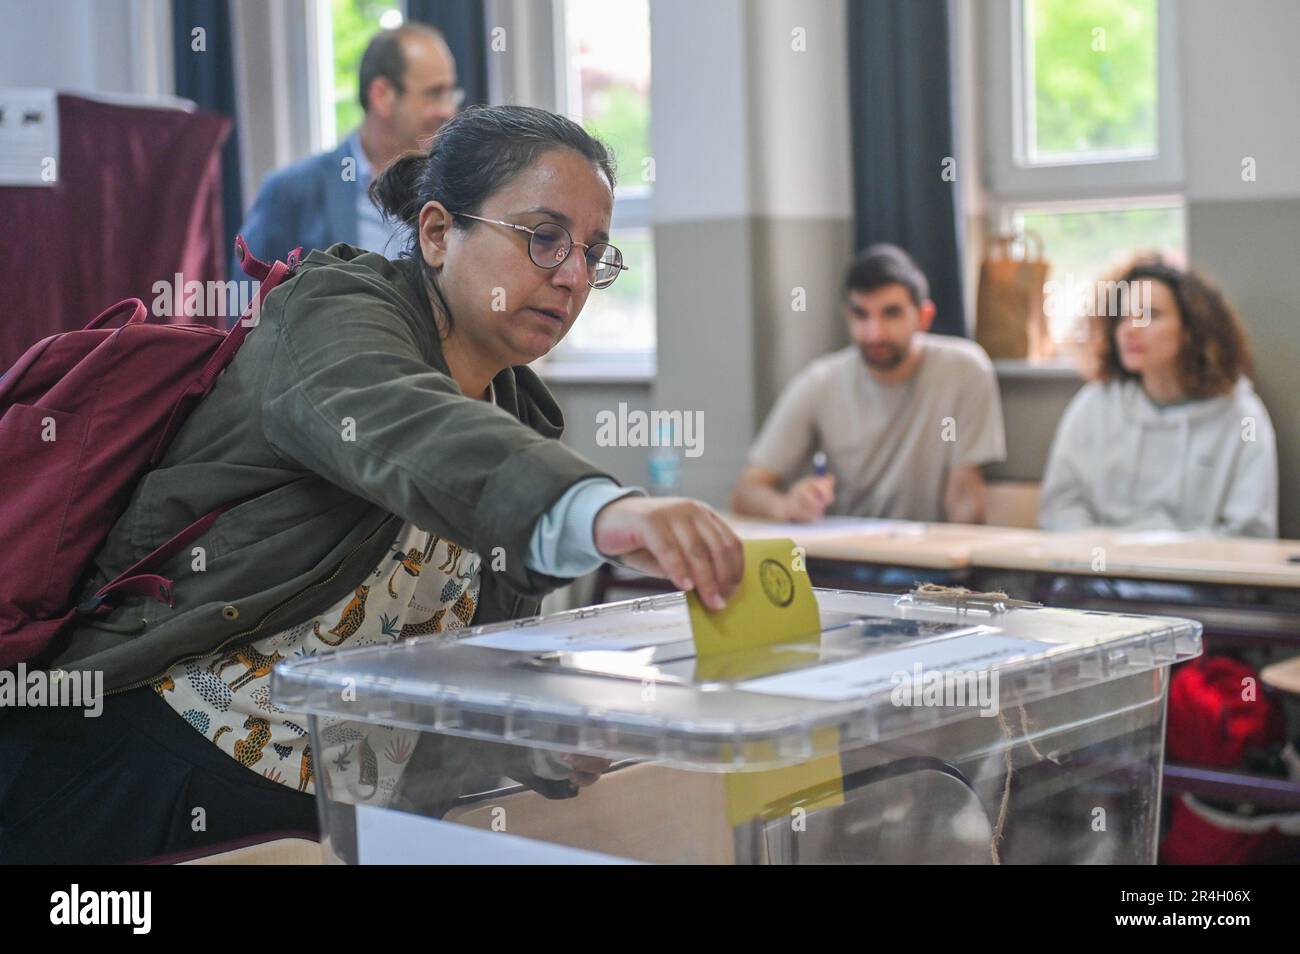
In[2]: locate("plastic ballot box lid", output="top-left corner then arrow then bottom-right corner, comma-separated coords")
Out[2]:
271,588 -> 1202,771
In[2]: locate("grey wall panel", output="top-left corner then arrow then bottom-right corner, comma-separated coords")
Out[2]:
987,375 -> 1085,483
651,218 -> 757,508
1188,197 -> 1300,537
750,216 -> 855,419
545,381 -> 655,489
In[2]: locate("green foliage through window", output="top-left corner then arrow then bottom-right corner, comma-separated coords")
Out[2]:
1018,204 -> 1184,340
582,86 -> 650,187
1027,0 -> 1158,160
331,0 -> 404,139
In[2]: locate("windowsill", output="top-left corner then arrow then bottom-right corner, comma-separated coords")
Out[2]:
993,358 -> 1084,380
534,355 -> 657,385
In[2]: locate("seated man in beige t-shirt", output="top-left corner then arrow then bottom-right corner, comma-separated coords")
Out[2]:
732,244 -> 1006,524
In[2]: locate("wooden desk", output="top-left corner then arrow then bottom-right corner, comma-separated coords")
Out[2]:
182,837 -> 323,865
963,530 -> 1300,643
587,517 -> 1010,602
1262,655 -> 1300,696
803,522 -> 1043,570
968,530 -> 1300,589
716,521 -> 1300,625
962,529 -> 1300,811
727,516 -> 1040,571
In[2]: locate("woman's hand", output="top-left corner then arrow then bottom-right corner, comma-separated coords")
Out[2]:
592,497 -> 745,610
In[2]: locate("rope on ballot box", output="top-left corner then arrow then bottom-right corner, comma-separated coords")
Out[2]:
902,583 -> 1053,864
992,701 -> 1050,864
904,579 -> 1055,863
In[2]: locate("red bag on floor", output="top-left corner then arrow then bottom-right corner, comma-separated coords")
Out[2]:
1166,656 -> 1284,767
1162,656 -> 1294,864
1162,794 -> 1300,865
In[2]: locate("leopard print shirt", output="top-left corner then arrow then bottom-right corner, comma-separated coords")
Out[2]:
154,523 -> 482,804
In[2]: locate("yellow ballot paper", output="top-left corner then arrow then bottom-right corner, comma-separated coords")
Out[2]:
685,538 -> 844,827
685,537 -> 821,655
721,726 -> 845,827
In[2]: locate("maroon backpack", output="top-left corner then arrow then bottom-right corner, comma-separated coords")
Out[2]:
0,238 -> 301,668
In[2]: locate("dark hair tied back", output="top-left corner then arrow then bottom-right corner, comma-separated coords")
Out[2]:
368,104 -> 617,257
368,151 -> 429,234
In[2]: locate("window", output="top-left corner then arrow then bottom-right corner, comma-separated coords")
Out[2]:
1024,0 -> 1157,163
986,0 -> 1181,195
982,0 -> 1185,350
545,0 -> 655,371
312,0 -> 656,373
1013,200 -> 1185,342
316,0 -> 407,151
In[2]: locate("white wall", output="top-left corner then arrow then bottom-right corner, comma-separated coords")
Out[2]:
648,0 -> 752,224
649,0 -> 852,224
0,0 -> 171,98
745,0 -> 852,220
648,0 -> 855,506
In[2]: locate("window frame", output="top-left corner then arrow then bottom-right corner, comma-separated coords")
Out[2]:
232,0 -> 326,210
982,0 -> 1184,202
553,0 -> 652,232
484,0 -> 656,378
1002,192 -> 1187,343
974,0 -> 1188,355
311,0 -> 338,152
999,191 -> 1186,245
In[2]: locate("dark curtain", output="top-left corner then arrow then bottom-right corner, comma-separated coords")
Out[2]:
172,0 -> 243,276
847,0 -> 965,336
406,0 -> 489,108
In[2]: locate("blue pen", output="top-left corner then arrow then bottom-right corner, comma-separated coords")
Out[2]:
813,451 -> 827,477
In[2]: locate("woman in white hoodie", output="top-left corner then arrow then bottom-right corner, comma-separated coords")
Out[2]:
1039,256 -> 1278,538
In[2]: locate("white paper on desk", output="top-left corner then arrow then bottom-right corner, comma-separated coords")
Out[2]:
0,89 -> 58,187
460,603 -> 693,653
737,632 -> 1054,702
728,515 -> 926,540
355,805 -> 638,864
1112,530 -> 1192,546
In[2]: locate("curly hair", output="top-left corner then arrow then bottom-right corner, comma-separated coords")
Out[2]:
1090,254 -> 1252,399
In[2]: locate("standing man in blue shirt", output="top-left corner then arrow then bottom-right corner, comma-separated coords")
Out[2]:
236,23 -> 462,269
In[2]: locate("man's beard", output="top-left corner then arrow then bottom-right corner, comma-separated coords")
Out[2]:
858,342 -> 906,371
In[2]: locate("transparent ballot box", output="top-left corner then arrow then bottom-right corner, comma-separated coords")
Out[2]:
271,588 -> 1202,864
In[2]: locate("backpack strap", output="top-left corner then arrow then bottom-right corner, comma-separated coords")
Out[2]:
84,298 -> 148,331
82,239 -> 307,614
78,493 -> 258,614
148,239 -> 302,466
233,235 -> 303,282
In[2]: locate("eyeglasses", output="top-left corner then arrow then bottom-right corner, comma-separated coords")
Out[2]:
431,86 -> 466,108
450,212 -> 628,289
394,81 -> 465,109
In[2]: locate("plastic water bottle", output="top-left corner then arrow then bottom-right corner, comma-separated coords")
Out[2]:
647,421 -> 682,496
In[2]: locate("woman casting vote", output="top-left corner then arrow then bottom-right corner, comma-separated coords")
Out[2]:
1039,256 -> 1278,538
0,106 -> 743,863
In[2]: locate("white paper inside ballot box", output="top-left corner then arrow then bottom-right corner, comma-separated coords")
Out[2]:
355,805 -> 641,864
